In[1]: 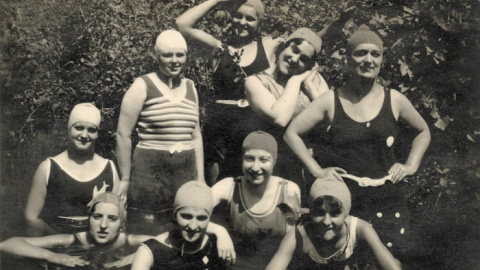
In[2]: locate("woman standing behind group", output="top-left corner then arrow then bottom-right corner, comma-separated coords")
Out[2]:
116,30 -> 204,234
285,29 -> 431,257
25,103 -> 119,236
176,0 -> 283,182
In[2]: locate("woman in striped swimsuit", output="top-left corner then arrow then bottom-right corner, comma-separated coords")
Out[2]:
116,30 -> 204,234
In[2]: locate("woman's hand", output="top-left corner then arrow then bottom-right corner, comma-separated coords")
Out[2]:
388,163 -> 415,183
311,167 -> 347,181
217,235 -> 236,265
117,180 -> 129,204
46,253 -> 89,267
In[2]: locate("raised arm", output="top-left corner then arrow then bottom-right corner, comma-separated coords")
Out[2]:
176,0 -> 226,49
245,68 -> 318,127
0,234 -> 88,267
284,91 -> 346,180
356,219 -> 401,270
389,90 -> 431,183
25,160 -> 56,236
265,228 -> 296,270
115,79 -> 146,200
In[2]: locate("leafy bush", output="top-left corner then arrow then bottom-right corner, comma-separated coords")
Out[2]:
1,0 -> 479,266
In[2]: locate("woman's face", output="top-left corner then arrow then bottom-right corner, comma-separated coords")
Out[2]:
231,4 -> 259,39
348,43 -> 383,79
89,202 -> 121,245
242,149 -> 274,186
157,48 -> 187,77
69,121 -> 98,152
277,40 -> 315,76
306,203 -> 347,241
175,206 -> 210,243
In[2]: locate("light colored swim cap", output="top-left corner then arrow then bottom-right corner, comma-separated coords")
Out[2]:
68,103 -> 101,129
286,27 -> 322,55
242,131 -> 277,164
310,177 -> 351,215
155,29 -> 188,53
173,181 -> 214,216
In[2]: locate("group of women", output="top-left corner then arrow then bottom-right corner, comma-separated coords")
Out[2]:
1,0 -> 431,269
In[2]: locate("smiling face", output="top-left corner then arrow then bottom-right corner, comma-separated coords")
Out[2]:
277,40 -> 315,76
348,43 -> 383,79
89,202 -> 121,245
69,121 -> 98,153
175,206 -> 210,243
231,4 -> 259,40
157,48 -> 187,78
305,196 -> 347,241
242,149 -> 274,186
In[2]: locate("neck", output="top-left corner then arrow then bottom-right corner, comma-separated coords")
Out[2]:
67,145 -> 95,163
343,76 -> 377,99
271,66 -> 290,87
228,35 -> 254,48
156,71 -> 181,89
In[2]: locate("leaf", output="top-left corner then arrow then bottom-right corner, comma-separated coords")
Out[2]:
434,116 -> 451,131
439,178 -> 447,187
467,134 -> 475,142
403,6 -> 414,14
399,83 -> 409,93
280,6 -> 289,14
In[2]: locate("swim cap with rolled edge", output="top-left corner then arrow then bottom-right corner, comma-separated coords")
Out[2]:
173,181 -> 214,216
242,131 -> 277,164
309,177 -> 351,215
68,103 -> 101,130
346,29 -> 383,54
155,29 -> 188,53
286,28 -> 322,55
88,192 -> 125,221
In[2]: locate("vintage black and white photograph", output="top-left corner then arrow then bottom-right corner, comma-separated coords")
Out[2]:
0,0 -> 479,269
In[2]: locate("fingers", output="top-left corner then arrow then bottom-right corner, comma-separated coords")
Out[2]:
219,249 -> 236,265
388,163 -> 411,183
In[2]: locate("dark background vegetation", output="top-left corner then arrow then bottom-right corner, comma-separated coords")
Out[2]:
1,0 -> 479,269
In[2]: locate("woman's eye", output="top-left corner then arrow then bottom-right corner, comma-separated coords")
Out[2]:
87,128 -> 98,133
292,45 -> 300,54
180,214 -> 193,220
372,51 -> 381,57
260,158 -> 270,163
74,126 -> 85,131
176,53 -> 185,58
108,216 -> 119,222
197,215 -> 208,221
162,53 -> 173,58
246,16 -> 256,22
352,50 -> 368,57
92,214 -> 102,219
233,14 -> 242,19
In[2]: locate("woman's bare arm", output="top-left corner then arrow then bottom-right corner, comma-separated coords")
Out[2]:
115,79 -> 146,199
176,0 -> 226,49
25,160 -> 56,236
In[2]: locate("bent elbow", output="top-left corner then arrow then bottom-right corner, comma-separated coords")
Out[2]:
272,117 -> 289,128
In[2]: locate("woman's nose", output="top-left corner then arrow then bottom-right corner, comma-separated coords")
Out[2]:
239,17 -> 247,25
188,219 -> 198,230
322,214 -> 332,226
252,160 -> 261,171
364,53 -> 372,63
100,217 -> 108,228
80,130 -> 88,138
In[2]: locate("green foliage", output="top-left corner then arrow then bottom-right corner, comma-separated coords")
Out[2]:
1,0 -> 480,263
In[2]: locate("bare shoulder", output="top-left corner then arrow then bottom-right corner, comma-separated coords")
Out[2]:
212,177 -> 236,202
